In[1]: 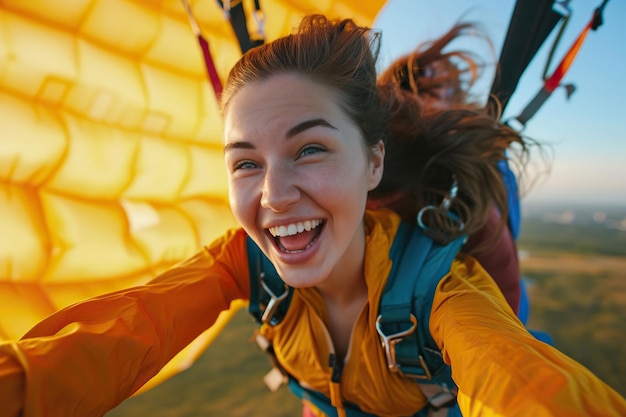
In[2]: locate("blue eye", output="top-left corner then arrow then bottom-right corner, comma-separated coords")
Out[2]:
299,145 -> 325,158
233,160 -> 257,171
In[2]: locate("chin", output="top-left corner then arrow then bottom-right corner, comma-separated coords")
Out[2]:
276,266 -> 327,289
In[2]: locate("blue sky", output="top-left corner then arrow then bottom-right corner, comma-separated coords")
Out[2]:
374,0 -> 626,206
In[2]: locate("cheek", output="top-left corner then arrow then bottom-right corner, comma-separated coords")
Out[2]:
228,180 -> 252,227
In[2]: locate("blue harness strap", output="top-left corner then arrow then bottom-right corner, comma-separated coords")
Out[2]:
288,378 -> 377,417
498,158 -> 521,240
246,238 -> 293,326
288,378 -> 456,417
376,222 -> 465,405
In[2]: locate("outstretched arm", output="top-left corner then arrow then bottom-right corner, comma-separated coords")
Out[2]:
0,229 -> 249,417
430,257 -> 626,417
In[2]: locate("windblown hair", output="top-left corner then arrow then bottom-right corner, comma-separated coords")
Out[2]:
221,15 -> 530,243
221,15 -> 388,151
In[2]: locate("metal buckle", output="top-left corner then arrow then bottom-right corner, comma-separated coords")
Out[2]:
376,314 -> 431,379
260,272 -> 289,325
417,176 -> 464,236
252,9 -> 266,41
428,390 -> 457,409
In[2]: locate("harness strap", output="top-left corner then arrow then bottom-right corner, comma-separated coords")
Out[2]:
376,222 -> 465,407
180,0 -> 223,99
246,237 -> 293,326
288,379 -> 375,417
216,0 -> 264,53
498,158 -> 521,240
289,378 -> 458,417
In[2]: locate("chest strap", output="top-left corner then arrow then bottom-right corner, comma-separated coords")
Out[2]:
376,221 -> 465,408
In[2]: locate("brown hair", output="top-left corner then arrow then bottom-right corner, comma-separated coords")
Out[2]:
221,15 -> 388,151
221,15 -> 529,243
380,23 -> 484,107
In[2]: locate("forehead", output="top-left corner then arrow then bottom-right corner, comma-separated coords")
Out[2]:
222,73 -> 347,141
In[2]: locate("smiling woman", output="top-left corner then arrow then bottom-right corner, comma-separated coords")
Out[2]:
223,73 -> 382,293
0,13 -> 625,417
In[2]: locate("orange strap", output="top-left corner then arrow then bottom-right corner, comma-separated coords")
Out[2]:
513,0 -> 609,127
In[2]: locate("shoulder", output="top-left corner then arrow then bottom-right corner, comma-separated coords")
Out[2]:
430,255 -> 518,332
202,227 -> 248,257
151,227 -> 249,284
444,256 -> 506,297
364,208 -> 402,241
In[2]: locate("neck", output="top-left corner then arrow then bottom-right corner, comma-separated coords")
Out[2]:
315,221 -> 368,308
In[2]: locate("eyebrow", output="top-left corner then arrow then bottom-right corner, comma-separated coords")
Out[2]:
224,118 -> 337,152
223,141 -> 254,152
286,118 -> 337,138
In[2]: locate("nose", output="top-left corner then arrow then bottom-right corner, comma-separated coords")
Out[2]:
260,164 -> 300,212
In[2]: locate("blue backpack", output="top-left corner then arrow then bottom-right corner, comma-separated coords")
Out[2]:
246,220 -> 466,417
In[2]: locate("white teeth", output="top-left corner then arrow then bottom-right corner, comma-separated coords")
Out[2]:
269,219 -> 322,237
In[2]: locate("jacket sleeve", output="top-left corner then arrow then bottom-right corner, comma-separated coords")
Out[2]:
462,207 -> 521,314
0,228 -> 250,417
430,256 -> 626,417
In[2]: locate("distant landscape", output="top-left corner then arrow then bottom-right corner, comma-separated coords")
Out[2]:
107,201 -> 626,416
517,201 -> 626,399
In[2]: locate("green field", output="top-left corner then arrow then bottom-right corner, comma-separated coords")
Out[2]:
107,215 -> 626,416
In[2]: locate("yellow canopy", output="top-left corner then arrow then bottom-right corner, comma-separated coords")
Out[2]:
0,0 -> 386,392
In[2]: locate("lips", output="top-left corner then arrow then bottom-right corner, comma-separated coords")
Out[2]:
268,219 -> 324,253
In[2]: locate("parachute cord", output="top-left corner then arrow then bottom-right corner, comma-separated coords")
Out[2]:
180,0 -> 224,100
511,0 -> 611,128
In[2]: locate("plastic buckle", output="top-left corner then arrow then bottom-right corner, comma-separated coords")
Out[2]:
260,273 -> 289,325
376,314 -> 431,379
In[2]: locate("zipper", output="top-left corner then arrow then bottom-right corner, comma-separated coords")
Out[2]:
328,353 -> 344,383
299,291 -> 368,417
328,353 -> 346,417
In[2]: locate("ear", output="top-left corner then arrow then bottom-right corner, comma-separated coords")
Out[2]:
368,140 -> 385,191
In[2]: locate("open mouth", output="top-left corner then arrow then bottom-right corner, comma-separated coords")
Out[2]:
268,219 -> 325,254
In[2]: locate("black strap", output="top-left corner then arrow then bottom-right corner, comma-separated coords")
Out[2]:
511,0 -> 611,128
217,0 -> 264,53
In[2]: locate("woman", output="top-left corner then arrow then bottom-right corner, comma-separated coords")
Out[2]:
0,15 -> 624,417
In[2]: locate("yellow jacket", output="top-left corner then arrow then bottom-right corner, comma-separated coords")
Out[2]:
0,210 -> 624,416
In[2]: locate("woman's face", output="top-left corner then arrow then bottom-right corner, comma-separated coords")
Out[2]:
223,73 -> 384,289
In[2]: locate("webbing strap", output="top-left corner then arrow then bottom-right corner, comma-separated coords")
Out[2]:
378,222 -> 465,380
217,0 -> 264,53
197,35 -> 224,99
289,378 -> 376,417
289,378 -> 445,417
180,0 -> 223,99
513,0 -> 610,127
246,237 -> 292,325
498,158 -> 521,240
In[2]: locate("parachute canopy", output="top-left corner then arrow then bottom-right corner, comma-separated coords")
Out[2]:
0,0 -> 386,391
